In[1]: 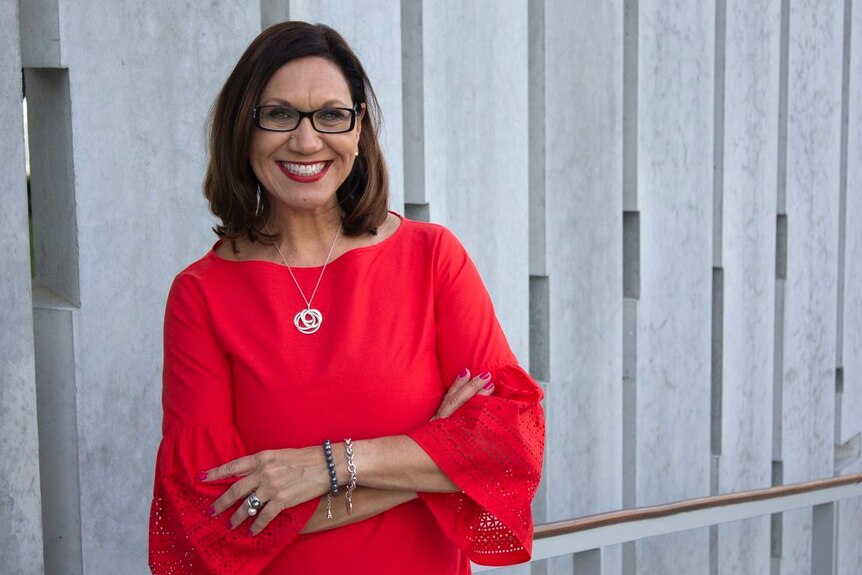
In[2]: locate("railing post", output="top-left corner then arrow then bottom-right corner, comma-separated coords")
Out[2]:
572,548 -> 601,575
811,502 -> 836,575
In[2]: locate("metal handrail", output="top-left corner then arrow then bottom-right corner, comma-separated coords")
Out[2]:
534,472 -> 862,539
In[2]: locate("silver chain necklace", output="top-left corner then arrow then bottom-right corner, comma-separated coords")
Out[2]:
266,222 -> 341,335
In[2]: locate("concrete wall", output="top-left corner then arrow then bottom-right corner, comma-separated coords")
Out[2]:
714,0 -> 781,573
837,2 -> 862,574
536,1 -> 624,574
0,1 -> 43,574
779,2 -> 845,573
1,1 -> 861,574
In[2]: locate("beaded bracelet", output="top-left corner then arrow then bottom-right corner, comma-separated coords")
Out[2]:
323,439 -> 339,497
323,439 -> 339,519
344,438 -> 357,515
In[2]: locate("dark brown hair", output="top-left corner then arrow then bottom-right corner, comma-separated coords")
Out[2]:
204,21 -> 389,241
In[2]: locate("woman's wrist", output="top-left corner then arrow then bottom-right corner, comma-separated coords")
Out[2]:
319,440 -> 350,489
319,439 -> 359,519
323,435 -> 457,493
351,435 -> 459,493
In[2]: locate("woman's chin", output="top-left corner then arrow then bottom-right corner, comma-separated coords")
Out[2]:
268,191 -> 341,215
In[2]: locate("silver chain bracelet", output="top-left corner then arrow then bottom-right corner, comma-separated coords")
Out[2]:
344,438 -> 357,515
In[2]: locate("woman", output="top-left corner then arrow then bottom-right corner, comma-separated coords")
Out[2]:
149,21 -> 544,575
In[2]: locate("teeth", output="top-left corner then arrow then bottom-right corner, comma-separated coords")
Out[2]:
282,162 -> 326,177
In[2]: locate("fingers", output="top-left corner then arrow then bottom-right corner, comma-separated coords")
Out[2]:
201,453 -> 260,482
211,474 -> 257,517
227,493 -> 256,529
203,447 -> 324,536
249,499 -> 284,536
473,371 -> 495,396
477,375 -> 495,395
212,470 -> 280,534
223,489 -> 279,534
435,369 -> 494,419
434,370 -> 470,420
447,368 -> 473,396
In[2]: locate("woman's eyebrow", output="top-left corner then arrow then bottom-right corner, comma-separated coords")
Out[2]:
258,97 -> 351,108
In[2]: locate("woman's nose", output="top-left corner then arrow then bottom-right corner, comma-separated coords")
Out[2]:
287,117 -> 323,153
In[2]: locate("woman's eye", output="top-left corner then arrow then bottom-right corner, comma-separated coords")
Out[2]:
317,109 -> 349,123
265,107 -> 296,121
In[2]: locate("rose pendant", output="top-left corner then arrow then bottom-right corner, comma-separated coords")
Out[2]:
294,308 -> 323,334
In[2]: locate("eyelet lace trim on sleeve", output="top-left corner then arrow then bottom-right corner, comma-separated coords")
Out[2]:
407,364 -> 545,566
148,424 -> 317,575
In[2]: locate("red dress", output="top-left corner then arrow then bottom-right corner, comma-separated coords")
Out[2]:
149,216 -> 545,574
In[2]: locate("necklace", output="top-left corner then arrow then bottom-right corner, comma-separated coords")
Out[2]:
266,223 -> 341,335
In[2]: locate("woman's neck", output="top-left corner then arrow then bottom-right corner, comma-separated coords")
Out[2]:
265,206 -> 343,267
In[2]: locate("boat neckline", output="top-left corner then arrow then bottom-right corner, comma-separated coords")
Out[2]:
207,211 -> 407,271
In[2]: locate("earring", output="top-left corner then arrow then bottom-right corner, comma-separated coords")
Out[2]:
255,184 -> 263,217
354,150 -> 359,157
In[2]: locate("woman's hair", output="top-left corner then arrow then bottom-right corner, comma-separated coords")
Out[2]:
204,21 -> 389,241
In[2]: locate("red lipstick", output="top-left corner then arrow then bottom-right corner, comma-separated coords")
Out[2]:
277,161 -> 331,183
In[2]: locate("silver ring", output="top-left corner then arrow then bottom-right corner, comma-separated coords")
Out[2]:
245,492 -> 263,516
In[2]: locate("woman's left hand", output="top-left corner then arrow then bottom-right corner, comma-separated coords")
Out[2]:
202,446 -> 329,535
431,368 -> 494,421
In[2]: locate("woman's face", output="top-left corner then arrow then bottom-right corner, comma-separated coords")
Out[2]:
250,56 -> 363,215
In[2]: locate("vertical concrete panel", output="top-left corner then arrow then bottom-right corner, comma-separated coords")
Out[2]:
840,0 -> 862,459
780,0 -> 844,572
33,293 -> 84,575
837,473 -> 862,575
836,1 -> 862,572
260,0 -> 290,26
717,1 -> 781,573
487,563 -> 531,575
287,1 -> 405,212
18,0 -> 60,67
636,1 -> 714,573
541,0 -> 623,543
51,1 -> 261,571
528,0 -> 546,279
421,0 -> 530,361
0,2 -> 44,573
401,0 -> 425,211
811,502 -> 837,575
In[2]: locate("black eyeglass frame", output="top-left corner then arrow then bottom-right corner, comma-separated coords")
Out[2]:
252,104 -> 361,134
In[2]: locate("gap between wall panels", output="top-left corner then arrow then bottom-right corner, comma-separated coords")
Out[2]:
709,0 -> 727,570
621,0 -> 639,572
770,0 -> 791,570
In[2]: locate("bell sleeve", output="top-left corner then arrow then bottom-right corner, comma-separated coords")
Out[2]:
148,272 -> 317,575
406,227 -> 546,566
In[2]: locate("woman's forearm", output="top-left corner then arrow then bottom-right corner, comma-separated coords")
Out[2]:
300,487 -> 417,533
331,435 -> 459,493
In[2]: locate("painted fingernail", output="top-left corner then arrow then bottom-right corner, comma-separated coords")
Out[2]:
197,471 -> 209,481
205,505 -> 216,517
479,371 -> 491,380
483,381 -> 495,391
247,528 -> 256,537
459,368 -> 469,378
226,519 -> 234,530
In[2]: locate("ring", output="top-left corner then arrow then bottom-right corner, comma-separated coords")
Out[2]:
245,492 -> 263,516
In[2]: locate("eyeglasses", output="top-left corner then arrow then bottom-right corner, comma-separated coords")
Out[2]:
253,104 -> 360,134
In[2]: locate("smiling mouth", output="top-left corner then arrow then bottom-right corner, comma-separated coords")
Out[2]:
279,161 -> 328,177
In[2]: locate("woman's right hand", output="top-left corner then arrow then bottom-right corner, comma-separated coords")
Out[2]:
432,368 -> 494,420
